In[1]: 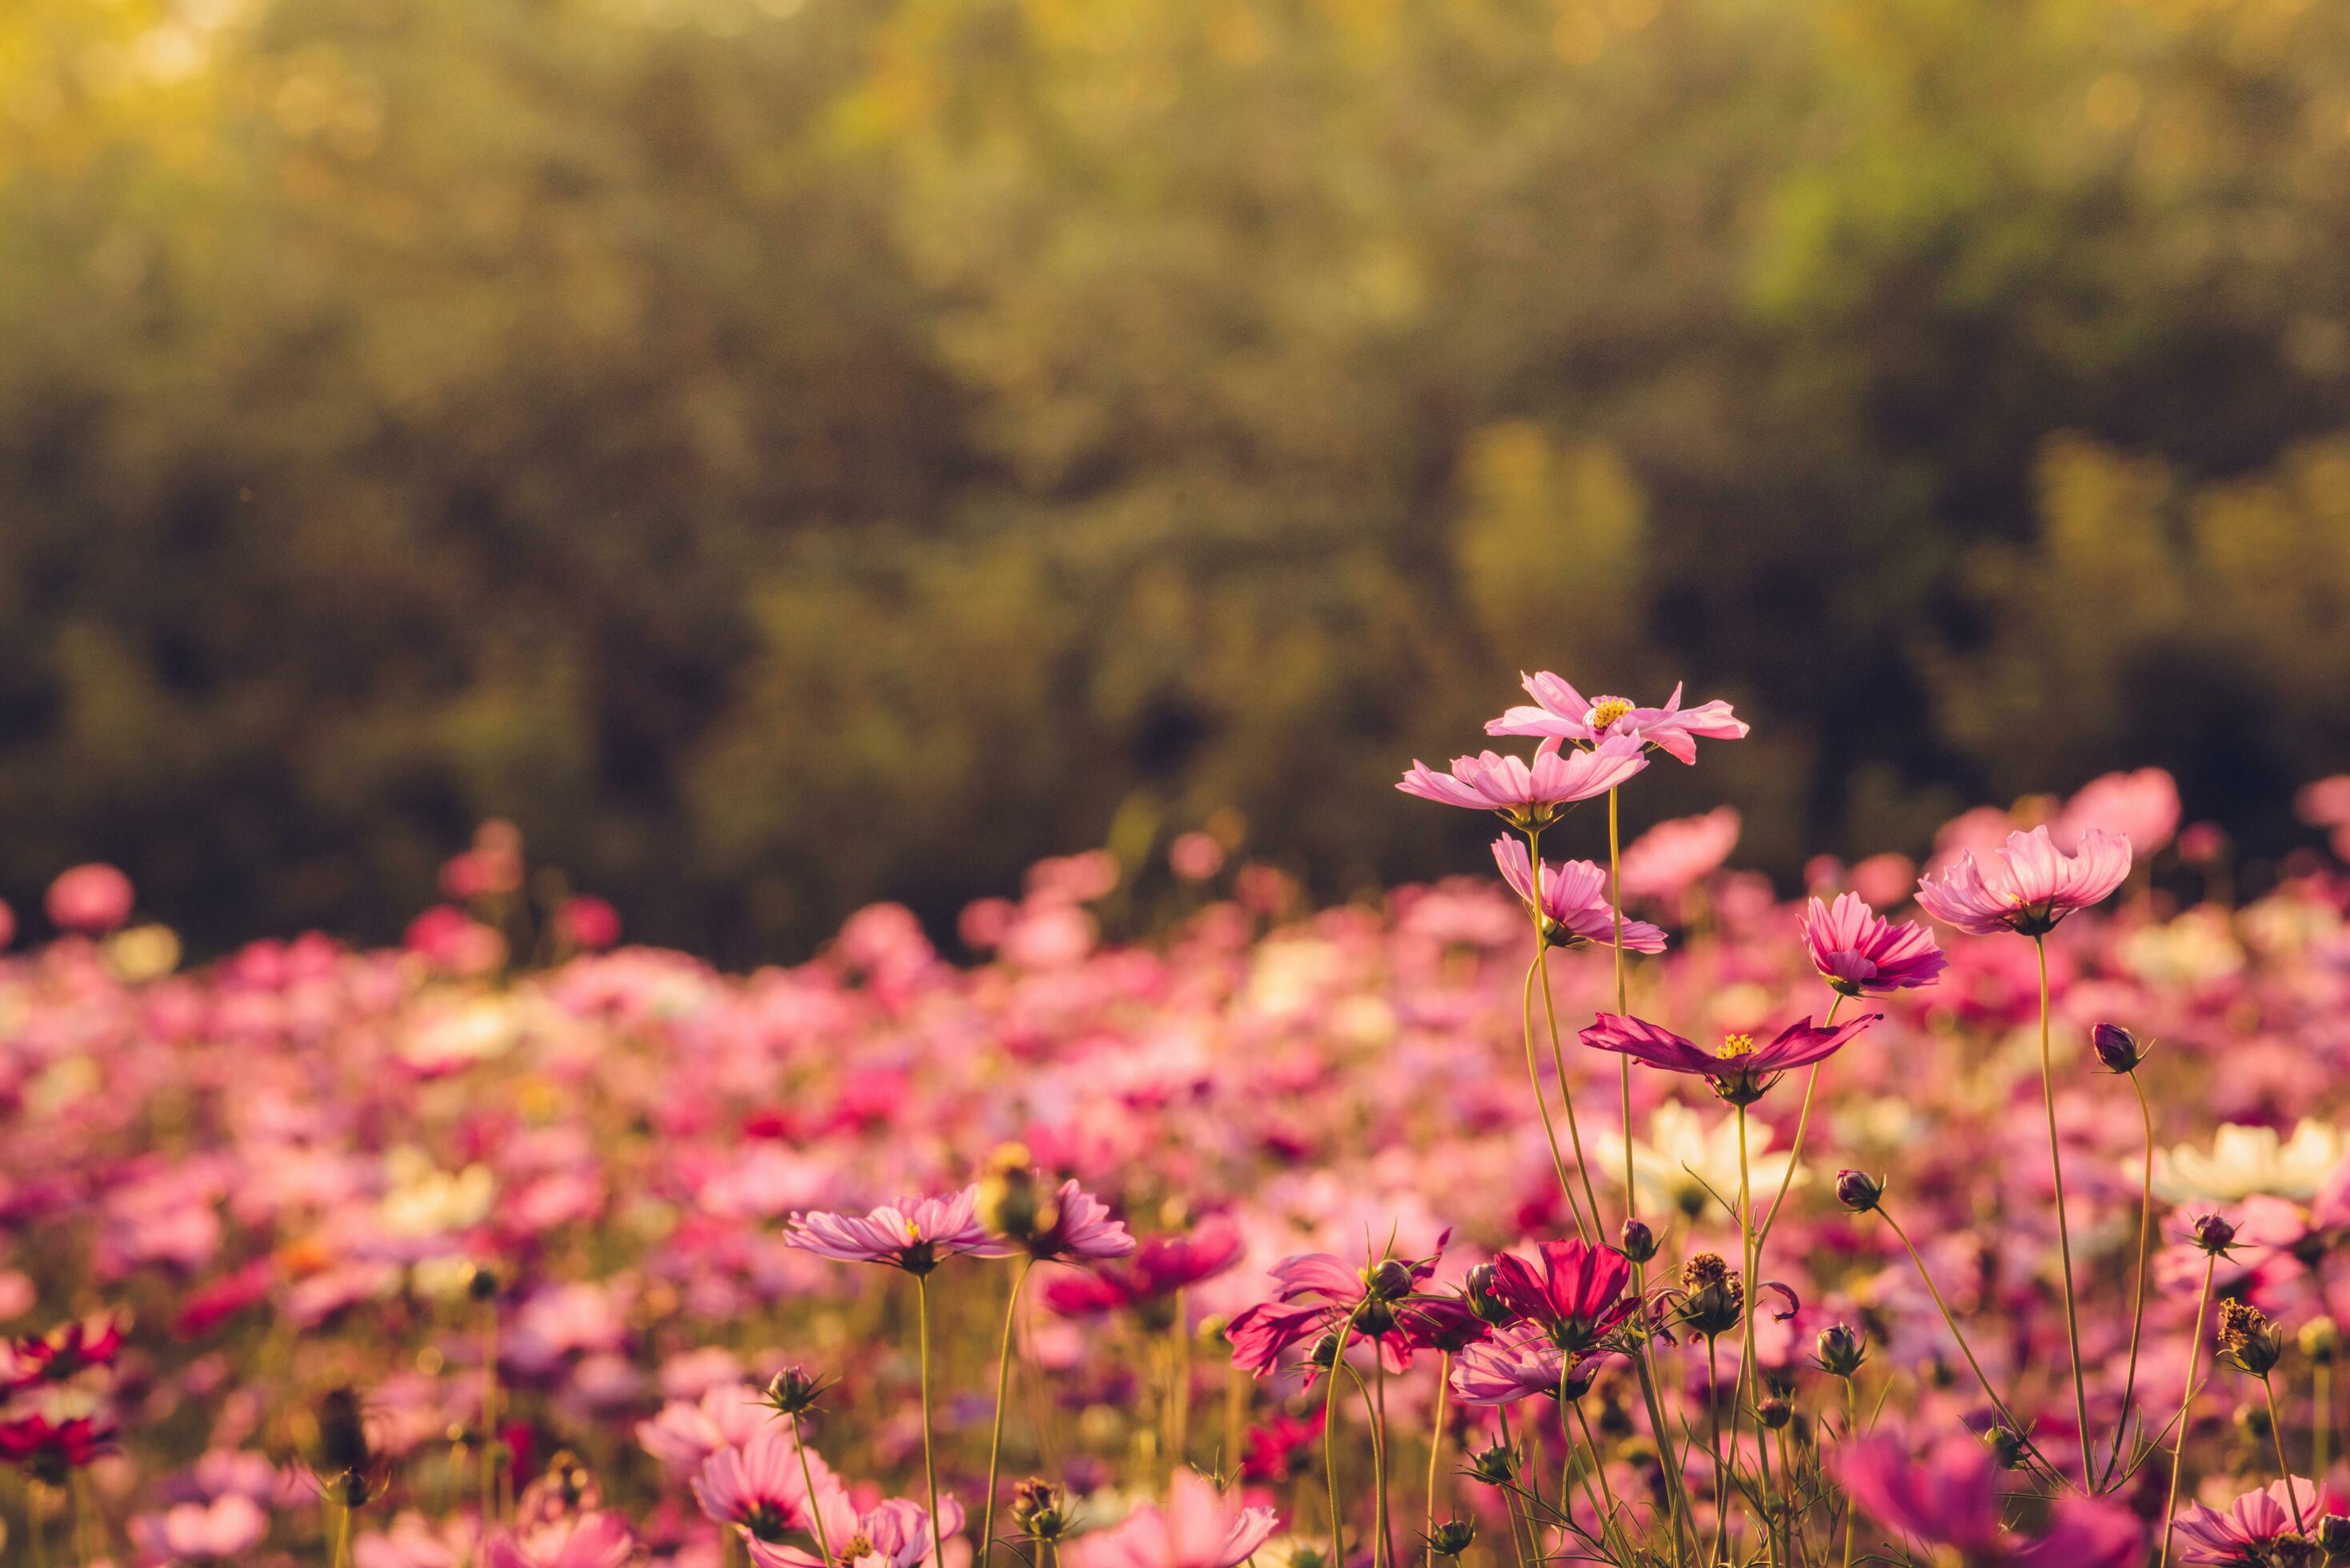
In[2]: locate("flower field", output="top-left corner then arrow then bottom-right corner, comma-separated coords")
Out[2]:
10,677 -> 2350,1566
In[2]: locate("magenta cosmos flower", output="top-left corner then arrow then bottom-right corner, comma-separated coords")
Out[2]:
1042,1218 -> 1244,1320
1225,1234 -> 1448,1376
1027,1178 -> 1136,1262
786,1188 -> 1004,1275
1836,1434 -> 2140,1566
1491,838 -> 1666,953
2172,1477 -> 2345,1565
1579,1013 -> 1879,1105
1487,1238 -> 1638,1350
1065,1469 -> 1279,1568
1485,672 -> 1747,764
1802,893 -> 1947,997
1397,734 -> 1648,828
1913,826 -> 2132,938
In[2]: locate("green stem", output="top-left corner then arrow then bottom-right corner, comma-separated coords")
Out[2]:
1755,996 -> 1844,1252
481,1302 -> 500,1527
329,1499 -> 351,1568
1372,1351 -> 1395,1568
792,1411 -> 838,1568
2264,1377 -> 2306,1530
978,1257 -> 1035,1566
2036,935 -> 2095,1481
1570,1402 -> 1626,1561
1608,788 -> 1632,1215
2100,1074 -> 2158,1490
1840,1382 -> 1857,1568
1322,1319 -> 1357,1566
1706,1336 -> 1729,1566
1519,827 -> 1595,1245
2157,1254 -> 2217,1568
1424,1355 -> 1448,1568
917,1273 -> 947,1568
1737,1105 -> 1778,1568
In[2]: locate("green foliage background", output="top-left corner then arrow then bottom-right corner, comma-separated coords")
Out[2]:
4,0 -> 2348,956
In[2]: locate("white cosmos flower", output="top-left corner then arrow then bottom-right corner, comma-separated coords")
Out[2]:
2148,1121 -> 2344,1206
1619,1101 -> 1799,1222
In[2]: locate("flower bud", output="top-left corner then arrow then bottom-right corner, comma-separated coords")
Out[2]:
2193,1214 -> 2239,1254
1834,1170 -> 1884,1213
2217,1299 -> 2286,1377
1617,1218 -> 1658,1265
1813,1323 -> 1867,1379
1428,1519 -> 1479,1558
1307,1331 -> 1342,1371
316,1385 -> 372,1476
2320,1515 -> 2350,1557
1676,1254 -> 1744,1338
2235,1401 -> 2272,1441
1463,1264 -> 1515,1326
469,1265 -> 500,1303
2301,1318 -> 2340,1366
1366,1259 -> 1415,1302
1011,1478 -> 1068,1541
1981,1426 -> 2026,1470
1755,1396 -> 1792,1431
761,1366 -> 828,1417
1465,1441 -> 1516,1487
975,1146 -> 1056,1246
2090,1022 -> 2143,1074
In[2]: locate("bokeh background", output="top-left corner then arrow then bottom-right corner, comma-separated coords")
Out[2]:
4,0 -> 2349,960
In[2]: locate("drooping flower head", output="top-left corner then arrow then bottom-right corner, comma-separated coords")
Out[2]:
2172,1477 -> 2347,1565
786,1188 -> 1004,1275
1801,893 -> 1948,997
1491,838 -> 1666,953
1398,735 -> 1648,830
1578,1013 -> 1880,1106
1913,826 -> 2132,938
1484,1238 -> 1636,1352
1486,673 -> 1748,764
1063,1469 -> 1279,1568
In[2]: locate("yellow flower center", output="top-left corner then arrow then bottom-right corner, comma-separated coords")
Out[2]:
1587,698 -> 1634,732
1717,1033 -> 1755,1059
904,1219 -> 923,1242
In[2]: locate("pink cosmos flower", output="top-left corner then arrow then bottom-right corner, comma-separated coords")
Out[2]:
1578,1014 -> 1880,1103
553,897 -> 623,953
1486,1239 -> 1637,1351
1913,826 -> 2132,938
1064,1469 -> 1279,1568
693,1426 -> 843,1545
1485,672 -> 1748,764
1024,1179 -> 1137,1263
483,1513 -> 639,1568
1226,1234 -> 1448,1376
787,1188 -> 1006,1274
2056,768 -> 2180,858
637,1384 -> 772,1479
131,1493 -> 270,1562
1618,808 -> 1741,902
1801,893 -> 1948,997
2172,1477 -> 2346,1564
1836,1433 -> 2140,1566
1491,838 -> 1667,954
1447,1323 -> 1595,1406
1043,1218 -> 1245,1318
1397,735 -> 1649,826
750,1494 -> 964,1568
46,863 -> 134,935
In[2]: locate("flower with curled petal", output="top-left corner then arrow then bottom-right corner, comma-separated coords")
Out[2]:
1485,673 -> 1748,765
1914,826 -> 2131,938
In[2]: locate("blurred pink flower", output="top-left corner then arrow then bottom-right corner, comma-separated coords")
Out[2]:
1397,735 -> 1648,822
693,1426 -> 841,1544
1485,672 -> 1749,764
2056,768 -> 2180,858
1836,1433 -> 2140,1566
46,863 -> 134,935
1491,838 -> 1667,953
751,1494 -> 964,1568
1801,893 -> 1947,997
1063,1470 -> 1278,1568
554,897 -> 622,952
1915,826 -> 2132,937
1618,807 -> 1741,902
484,1512 -> 639,1568
786,1188 -> 1005,1274
131,1493 -> 270,1562
2172,1477 -> 2345,1564
1043,1218 -> 1245,1318
1168,832 -> 1226,882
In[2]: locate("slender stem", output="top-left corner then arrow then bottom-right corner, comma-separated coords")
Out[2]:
1372,1351 -> 1395,1568
1608,788 -> 1632,1215
979,1257 -> 1036,1565
330,1499 -> 352,1568
1520,958 -> 1591,1246
1756,997 -> 1844,1250
792,1410 -> 838,1568
1424,1355 -> 1448,1568
1495,1407 -> 1533,1568
1737,1105 -> 1778,1568
2263,1377 -> 2306,1530
2319,1362 -> 2334,1483
1322,1320 -> 1357,1566
1519,828 -> 1595,1245
2036,936 -> 2095,1482
1840,1382 -> 1857,1568
2157,1254 -> 2217,1568
2100,1074 -> 2158,1490
1706,1336 -> 1729,1566
1570,1402 -> 1626,1559
30,1479 -> 49,1568
917,1273 -> 947,1568
481,1302 -> 500,1527
1631,1334 -> 1695,1566
1879,1209 -> 2064,1489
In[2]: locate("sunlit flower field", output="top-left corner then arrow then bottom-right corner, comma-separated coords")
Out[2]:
9,677 -> 2350,1567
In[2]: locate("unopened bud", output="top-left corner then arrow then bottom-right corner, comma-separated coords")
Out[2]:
2091,1023 -> 2144,1074
1428,1520 -> 1478,1558
1617,1218 -> 1658,1265
2300,1318 -> 2340,1366
469,1265 -> 500,1302
1756,1396 -> 1792,1431
1366,1259 -> 1415,1302
1835,1170 -> 1884,1212
1677,1254 -> 1744,1338
976,1146 -> 1055,1245
761,1366 -> 827,1417
1464,1264 -> 1514,1326
1465,1441 -> 1516,1487
1813,1323 -> 1867,1379
1011,1478 -> 1067,1541
2320,1514 -> 2350,1556
1982,1426 -> 2026,1470
2193,1214 -> 2238,1254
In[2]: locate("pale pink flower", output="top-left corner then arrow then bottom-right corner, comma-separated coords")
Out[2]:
1914,826 -> 2132,937
1485,672 -> 1747,763
1397,735 -> 1648,824
1491,838 -> 1665,954
1618,807 -> 1740,902
751,1494 -> 964,1568
2056,768 -> 2180,858
131,1493 -> 270,1562
46,863 -> 134,935
484,1513 -> 639,1568
786,1188 -> 1006,1274
693,1426 -> 843,1544
637,1384 -> 771,1478
2171,1477 -> 2346,1564
1801,893 -> 1946,997
1064,1470 -> 1279,1568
